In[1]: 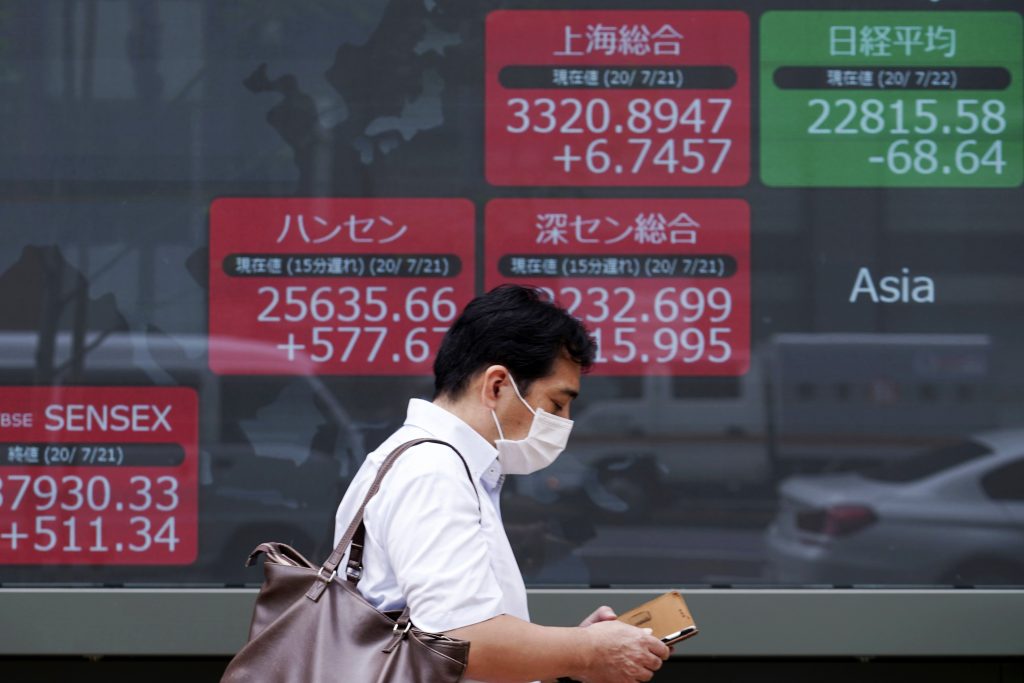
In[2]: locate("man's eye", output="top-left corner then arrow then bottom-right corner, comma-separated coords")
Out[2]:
552,402 -> 563,412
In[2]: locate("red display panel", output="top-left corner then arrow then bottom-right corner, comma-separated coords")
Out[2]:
485,199 -> 750,376
209,198 -> 475,375
486,10 -> 750,186
0,387 -> 197,565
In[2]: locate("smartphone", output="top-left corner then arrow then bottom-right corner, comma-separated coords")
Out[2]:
616,591 -> 698,645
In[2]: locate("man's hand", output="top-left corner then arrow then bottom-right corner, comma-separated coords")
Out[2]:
447,612 -> 671,683
576,620 -> 670,683
579,605 -> 617,628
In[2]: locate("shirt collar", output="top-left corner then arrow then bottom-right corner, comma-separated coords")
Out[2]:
403,399 -> 503,486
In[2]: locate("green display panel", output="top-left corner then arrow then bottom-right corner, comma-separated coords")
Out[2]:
761,11 -> 1023,187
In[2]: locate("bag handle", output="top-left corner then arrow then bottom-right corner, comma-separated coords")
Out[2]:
305,438 -> 476,602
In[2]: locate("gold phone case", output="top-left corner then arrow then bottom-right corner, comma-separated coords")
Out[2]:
617,591 -> 698,645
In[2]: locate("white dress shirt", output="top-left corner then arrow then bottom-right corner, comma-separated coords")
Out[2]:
333,399 -> 531,680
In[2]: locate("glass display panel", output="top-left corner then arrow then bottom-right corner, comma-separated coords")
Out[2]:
0,0 -> 1021,589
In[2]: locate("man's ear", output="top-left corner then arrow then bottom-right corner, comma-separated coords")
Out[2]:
479,365 -> 509,410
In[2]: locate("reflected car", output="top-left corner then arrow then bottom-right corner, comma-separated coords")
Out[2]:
766,429 -> 1024,585
513,368 -> 772,523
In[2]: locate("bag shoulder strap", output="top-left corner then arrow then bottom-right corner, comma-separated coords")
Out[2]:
305,437 -> 476,602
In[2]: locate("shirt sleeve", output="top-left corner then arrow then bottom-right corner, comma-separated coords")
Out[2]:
367,444 -> 505,633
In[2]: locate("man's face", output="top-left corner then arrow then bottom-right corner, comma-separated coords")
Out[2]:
496,352 -> 581,441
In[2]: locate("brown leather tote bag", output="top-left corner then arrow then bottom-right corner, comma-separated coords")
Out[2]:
221,438 -> 473,682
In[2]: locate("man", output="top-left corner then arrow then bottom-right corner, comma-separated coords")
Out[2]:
334,284 -> 670,682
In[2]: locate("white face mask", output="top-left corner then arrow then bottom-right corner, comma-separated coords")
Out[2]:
491,374 -> 574,475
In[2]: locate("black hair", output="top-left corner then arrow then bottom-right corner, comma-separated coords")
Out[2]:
433,284 -> 596,399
